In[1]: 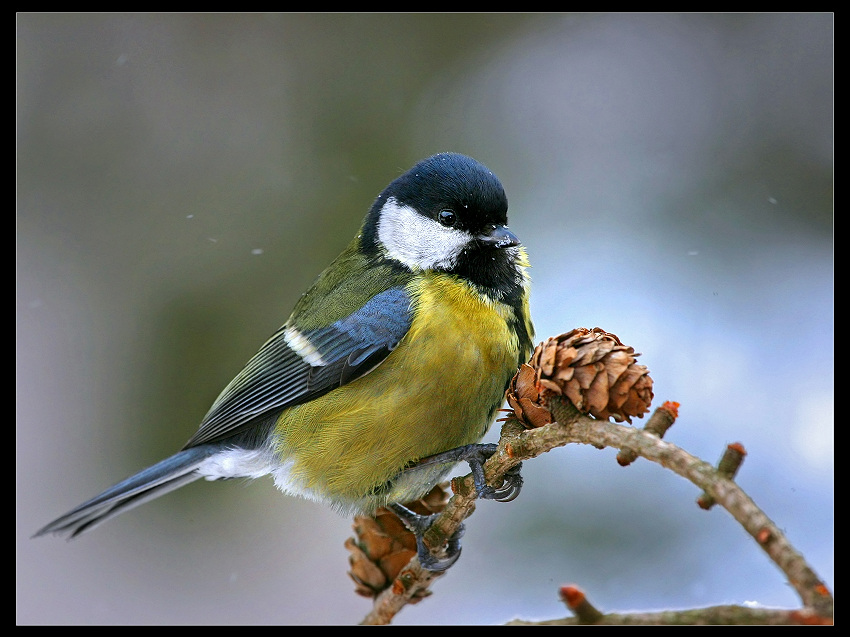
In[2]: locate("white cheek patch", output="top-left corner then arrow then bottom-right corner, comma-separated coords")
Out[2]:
377,197 -> 471,270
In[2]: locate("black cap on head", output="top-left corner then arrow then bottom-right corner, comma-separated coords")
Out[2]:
362,153 -> 509,249
388,153 -> 508,228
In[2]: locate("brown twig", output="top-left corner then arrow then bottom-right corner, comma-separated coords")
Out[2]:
549,584 -> 817,625
527,580 -> 832,626
507,604 -> 833,625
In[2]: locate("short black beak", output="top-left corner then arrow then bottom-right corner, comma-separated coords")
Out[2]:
478,225 -> 520,248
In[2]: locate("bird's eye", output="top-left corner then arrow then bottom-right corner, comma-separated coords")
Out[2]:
438,209 -> 457,227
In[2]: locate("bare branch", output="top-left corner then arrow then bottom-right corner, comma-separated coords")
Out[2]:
359,396 -> 832,624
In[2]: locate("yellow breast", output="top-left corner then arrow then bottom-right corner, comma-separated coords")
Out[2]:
272,272 -> 523,510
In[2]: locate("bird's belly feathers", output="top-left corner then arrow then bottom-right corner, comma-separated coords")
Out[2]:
270,274 -> 522,511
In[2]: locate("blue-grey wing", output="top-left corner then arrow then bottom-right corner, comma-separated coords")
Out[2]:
182,287 -> 412,448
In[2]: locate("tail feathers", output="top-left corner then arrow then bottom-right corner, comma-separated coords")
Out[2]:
34,446 -> 218,539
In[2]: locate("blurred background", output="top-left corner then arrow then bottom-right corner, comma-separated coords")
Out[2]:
17,13 -> 832,625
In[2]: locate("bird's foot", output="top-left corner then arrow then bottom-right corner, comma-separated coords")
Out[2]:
419,443 -> 524,502
388,503 -> 464,572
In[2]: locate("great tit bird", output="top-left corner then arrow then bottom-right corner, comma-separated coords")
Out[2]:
36,152 -> 534,570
